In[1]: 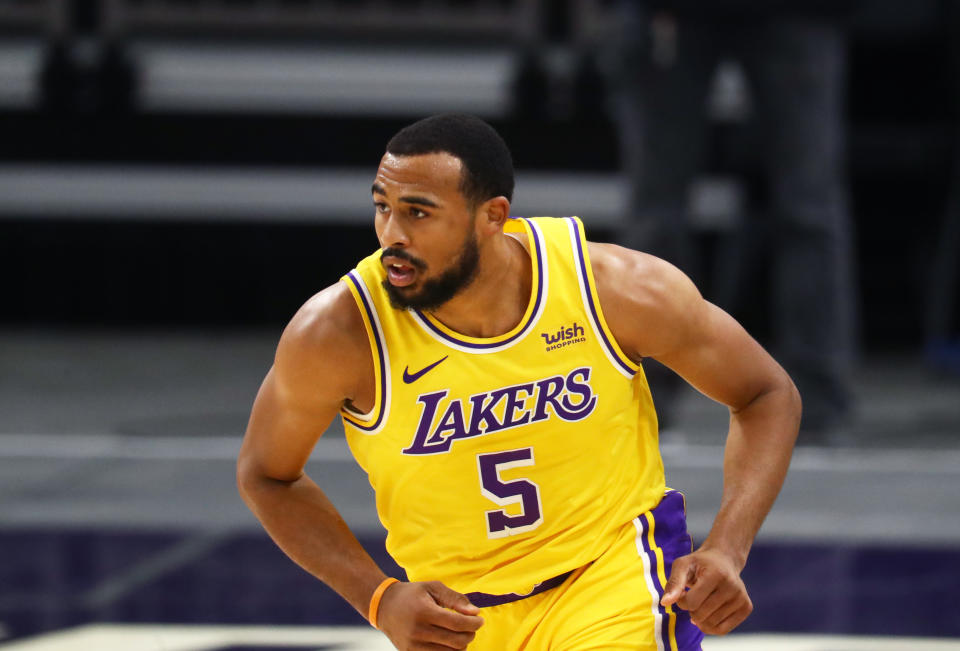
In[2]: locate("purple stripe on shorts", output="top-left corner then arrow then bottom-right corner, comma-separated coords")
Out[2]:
466,569 -> 572,609
638,511 -> 672,650
648,490 -> 705,651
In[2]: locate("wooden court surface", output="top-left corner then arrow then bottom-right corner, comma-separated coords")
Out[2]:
5,624 -> 960,651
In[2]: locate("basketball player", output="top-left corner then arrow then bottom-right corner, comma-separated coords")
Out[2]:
237,114 -> 801,650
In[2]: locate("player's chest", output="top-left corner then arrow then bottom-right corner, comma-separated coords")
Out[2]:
381,338 -> 602,457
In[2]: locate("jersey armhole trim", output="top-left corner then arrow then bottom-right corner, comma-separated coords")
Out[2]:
566,217 -> 641,378
340,271 -> 390,435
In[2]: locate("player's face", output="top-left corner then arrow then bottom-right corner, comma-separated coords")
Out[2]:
373,152 -> 480,310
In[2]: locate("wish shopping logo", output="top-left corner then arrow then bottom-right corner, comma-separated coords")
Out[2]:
540,322 -> 586,351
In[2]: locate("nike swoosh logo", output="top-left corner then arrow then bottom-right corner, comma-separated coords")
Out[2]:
403,356 -> 449,384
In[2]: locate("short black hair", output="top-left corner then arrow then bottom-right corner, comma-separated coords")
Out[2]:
385,113 -> 514,207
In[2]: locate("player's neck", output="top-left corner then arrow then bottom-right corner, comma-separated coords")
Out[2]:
426,232 -> 531,338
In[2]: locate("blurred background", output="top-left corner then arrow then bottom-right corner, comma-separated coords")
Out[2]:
1,0 -> 960,648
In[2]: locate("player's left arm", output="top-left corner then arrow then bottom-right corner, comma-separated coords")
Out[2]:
589,241 -> 802,635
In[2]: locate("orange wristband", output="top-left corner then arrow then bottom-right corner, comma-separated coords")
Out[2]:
368,577 -> 400,629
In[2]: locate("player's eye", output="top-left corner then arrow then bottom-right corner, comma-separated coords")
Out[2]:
374,202 -> 390,215
410,208 -> 428,219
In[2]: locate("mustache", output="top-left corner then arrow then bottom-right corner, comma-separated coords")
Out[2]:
381,247 -> 427,271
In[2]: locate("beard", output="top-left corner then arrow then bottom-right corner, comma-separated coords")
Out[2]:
381,231 -> 480,311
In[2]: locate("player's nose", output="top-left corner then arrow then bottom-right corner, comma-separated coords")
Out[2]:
378,213 -> 411,249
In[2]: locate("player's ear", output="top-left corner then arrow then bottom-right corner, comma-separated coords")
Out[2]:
478,196 -> 511,233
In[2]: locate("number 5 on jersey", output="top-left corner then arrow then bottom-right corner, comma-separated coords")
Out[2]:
477,448 -> 543,539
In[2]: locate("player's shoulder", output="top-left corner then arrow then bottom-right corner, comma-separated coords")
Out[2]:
586,240 -> 704,358
282,281 -> 365,347
274,281 -> 370,386
586,240 -> 697,312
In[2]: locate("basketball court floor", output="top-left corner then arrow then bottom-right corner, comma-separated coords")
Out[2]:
2,330 -> 959,648
5,624 -> 960,650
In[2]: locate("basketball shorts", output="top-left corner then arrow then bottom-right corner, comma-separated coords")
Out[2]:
467,490 -> 704,650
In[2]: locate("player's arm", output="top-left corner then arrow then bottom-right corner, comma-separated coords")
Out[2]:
590,242 -> 802,636
237,282 -> 482,650
237,283 -> 388,616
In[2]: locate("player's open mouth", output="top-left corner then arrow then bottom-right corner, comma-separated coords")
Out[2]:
386,262 -> 416,287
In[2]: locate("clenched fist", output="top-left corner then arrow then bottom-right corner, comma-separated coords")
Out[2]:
660,548 -> 753,635
378,580 -> 485,650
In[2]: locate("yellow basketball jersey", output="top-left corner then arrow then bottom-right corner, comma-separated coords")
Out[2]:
340,216 -> 665,596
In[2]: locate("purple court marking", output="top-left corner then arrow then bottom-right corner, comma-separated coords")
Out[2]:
413,218 -> 545,350
3,528 -> 958,641
566,217 -> 637,376
342,271 -> 387,432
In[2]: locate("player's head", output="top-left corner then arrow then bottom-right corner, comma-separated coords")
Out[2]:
373,113 -> 514,310
386,113 -> 514,209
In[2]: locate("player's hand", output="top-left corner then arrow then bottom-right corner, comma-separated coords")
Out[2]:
377,580 -> 484,650
660,548 -> 752,636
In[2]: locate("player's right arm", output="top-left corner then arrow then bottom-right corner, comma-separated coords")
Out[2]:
236,281 -> 482,650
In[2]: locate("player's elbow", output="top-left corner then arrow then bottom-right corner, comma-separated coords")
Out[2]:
770,371 -> 803,444
236,452 -> 257,503
769,364 -> 802,432
236,447 -> 301,505
731,368 -> 802,439
236,449 -> 272,505
786,376 -> 803,431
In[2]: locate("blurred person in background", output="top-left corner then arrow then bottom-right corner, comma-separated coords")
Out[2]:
612,0 -> 860,442
927,0 -> 960,372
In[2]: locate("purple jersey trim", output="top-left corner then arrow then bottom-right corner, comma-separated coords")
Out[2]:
466,569 -> 572,609
566,217 -> 637,376
342,271 -> 387,432
412,217 -> 545,350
